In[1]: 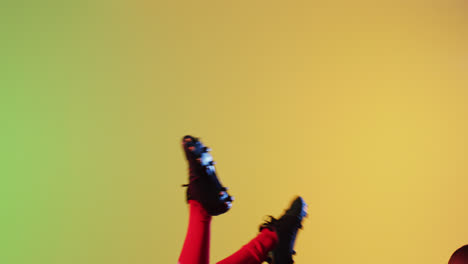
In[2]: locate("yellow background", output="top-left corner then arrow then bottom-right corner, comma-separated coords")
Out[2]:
1,0 -> 468,263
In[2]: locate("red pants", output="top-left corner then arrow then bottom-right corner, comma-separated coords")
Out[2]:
178,201 -> 279,264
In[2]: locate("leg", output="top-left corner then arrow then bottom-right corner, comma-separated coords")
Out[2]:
217,196 -> 308,264
178,135 -> 234,264
178,200 -> 212,264
216,229 -> 278,264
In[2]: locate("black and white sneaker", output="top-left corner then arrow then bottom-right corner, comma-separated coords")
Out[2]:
181,135 -> 233,216
260,196 -> 307,264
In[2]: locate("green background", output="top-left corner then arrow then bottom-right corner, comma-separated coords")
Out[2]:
1,1 -> 468,263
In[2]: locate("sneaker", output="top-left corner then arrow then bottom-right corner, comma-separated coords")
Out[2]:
260,196 -> 307,264
181,135 -> 233,216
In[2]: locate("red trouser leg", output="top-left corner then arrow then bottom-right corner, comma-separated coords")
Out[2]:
216,229 -> 278,264
178,200 -> 212,264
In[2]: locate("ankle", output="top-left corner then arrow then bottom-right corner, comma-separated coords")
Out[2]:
189,200 -> 212,222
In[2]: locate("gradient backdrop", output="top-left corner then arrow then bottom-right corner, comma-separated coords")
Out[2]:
1,0 -> 468,263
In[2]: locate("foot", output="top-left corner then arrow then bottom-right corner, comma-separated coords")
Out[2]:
182,135 -> 233,216
260,196 -> 307,264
